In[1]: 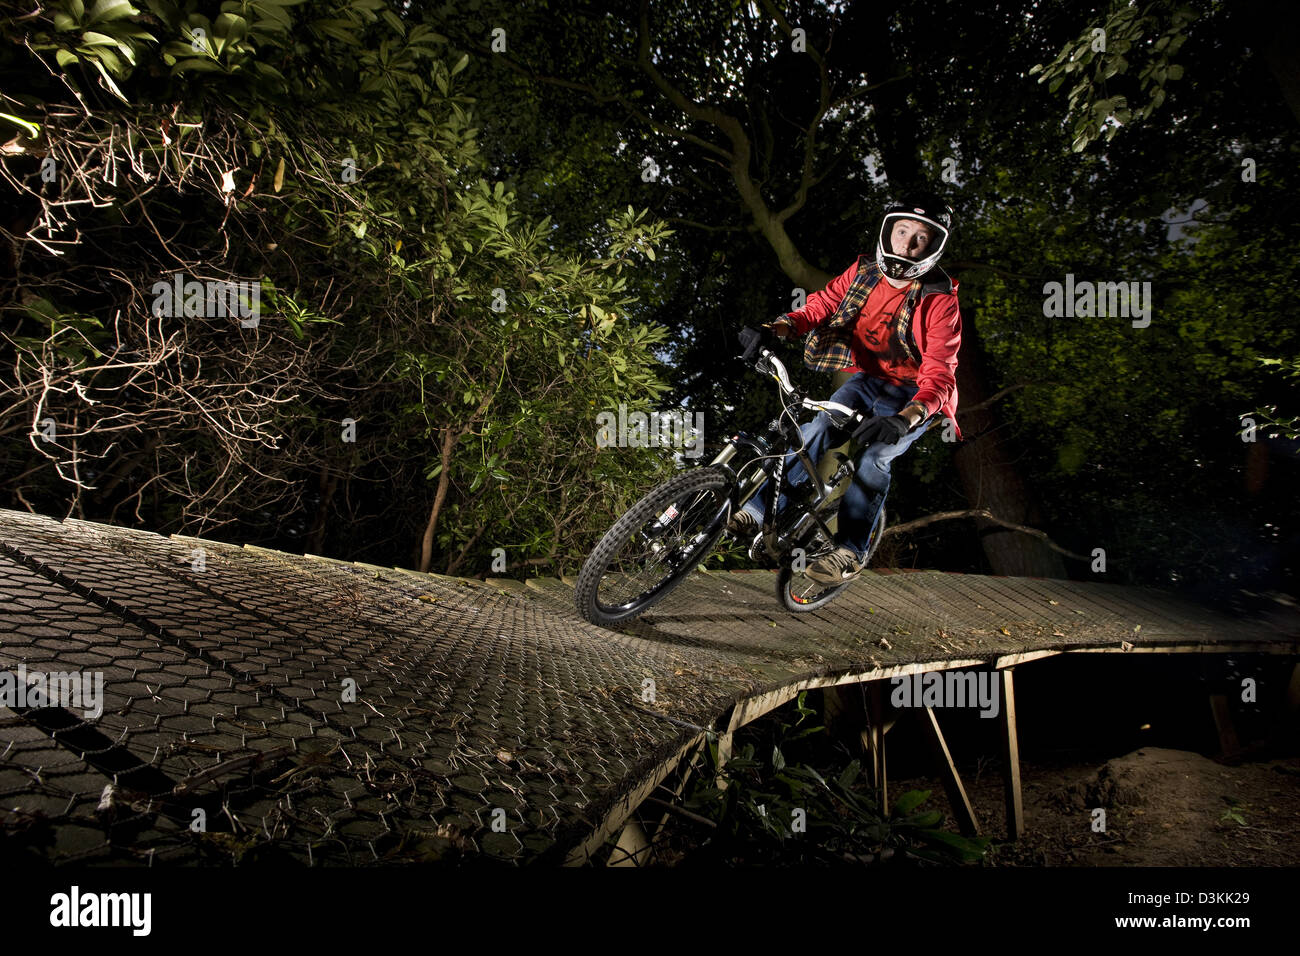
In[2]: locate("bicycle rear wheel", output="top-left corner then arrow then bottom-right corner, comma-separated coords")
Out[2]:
777,504 -> 886,613
575,467 -> 732,626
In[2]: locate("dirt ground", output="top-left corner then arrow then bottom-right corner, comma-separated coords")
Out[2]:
893,747 -> 1300,866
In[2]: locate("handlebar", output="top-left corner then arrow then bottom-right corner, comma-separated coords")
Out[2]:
747,341 -> 865,432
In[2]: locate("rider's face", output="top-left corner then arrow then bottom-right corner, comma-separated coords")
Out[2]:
890,219 -> 937,260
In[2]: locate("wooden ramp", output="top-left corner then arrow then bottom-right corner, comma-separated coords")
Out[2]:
0,508 -> 1295,865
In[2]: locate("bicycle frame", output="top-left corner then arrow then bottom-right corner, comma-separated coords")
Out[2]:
710,348 -> 866,562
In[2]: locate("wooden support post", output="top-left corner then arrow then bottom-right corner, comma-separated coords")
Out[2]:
607,817 -> 652,867
649,738 -> 704,846
864,682 -> 888,813
1209,693 -> 1243,761
914,707 -> 981,837
715,731 -> 734,791
999,668 -> 1024,841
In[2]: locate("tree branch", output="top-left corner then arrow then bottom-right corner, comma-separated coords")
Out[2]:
636,0 -> 832,290
883,508 -> 1089,561
955,382 -> 1037,418
947,260 -> 1045,282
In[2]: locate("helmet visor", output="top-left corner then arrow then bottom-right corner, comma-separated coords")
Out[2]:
880,212 -> 949,263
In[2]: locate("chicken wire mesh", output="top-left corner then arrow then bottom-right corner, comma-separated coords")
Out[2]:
0,509 -> 1289,865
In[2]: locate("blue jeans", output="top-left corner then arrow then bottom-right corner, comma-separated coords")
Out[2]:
740,373 -> 931,559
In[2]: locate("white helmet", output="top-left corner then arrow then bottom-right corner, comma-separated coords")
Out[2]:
876,192 -> 953,280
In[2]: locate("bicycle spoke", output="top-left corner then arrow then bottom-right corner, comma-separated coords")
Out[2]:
594,488 -> 722,610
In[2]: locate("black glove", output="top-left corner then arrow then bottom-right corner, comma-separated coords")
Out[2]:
738,326 -> 764,361
852,413 -> 910,446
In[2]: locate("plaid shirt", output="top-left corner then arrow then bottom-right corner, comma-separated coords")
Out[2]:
787,255 -> 963,439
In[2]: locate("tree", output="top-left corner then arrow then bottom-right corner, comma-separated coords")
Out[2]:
0,0 -> 675,574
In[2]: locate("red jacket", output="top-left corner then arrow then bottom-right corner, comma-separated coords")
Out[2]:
784,256 -> 963,439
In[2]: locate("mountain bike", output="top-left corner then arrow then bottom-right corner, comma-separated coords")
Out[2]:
575,326 -> 888,626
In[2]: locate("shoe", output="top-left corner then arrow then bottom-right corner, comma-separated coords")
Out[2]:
804,546 -> 863,586
727,509 -> 758,538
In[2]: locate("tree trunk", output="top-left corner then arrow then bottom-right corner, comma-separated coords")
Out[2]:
307,467 -> 338,555
1253,0 -> 1300,127
419,427 -> 458,573
951,305 -> 1067,578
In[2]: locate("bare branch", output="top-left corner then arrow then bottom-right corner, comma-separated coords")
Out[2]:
884,508 -> 1089,561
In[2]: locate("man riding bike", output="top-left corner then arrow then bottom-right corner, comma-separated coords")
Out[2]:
727,191 -> 964,586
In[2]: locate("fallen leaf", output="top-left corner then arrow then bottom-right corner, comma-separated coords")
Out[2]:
999,627 -> 1011,636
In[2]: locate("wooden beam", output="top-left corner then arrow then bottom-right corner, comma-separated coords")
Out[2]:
649,737 -> 705,845
607,817 -> 652,867
999,669 -> 1024,840
914,707 -> 981,837
865,682 -> 888,812
1066,642 -> 1300,656
715,731 -> 734,791
1209,693 -> 1243,761
565,733 -> 702,865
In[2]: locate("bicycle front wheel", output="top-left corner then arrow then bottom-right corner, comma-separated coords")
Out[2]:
778,504 -> 886,613
575,467 -> 733,626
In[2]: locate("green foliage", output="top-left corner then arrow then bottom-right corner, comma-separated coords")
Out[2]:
677,692 -> 992,865
1,0 -> 681,572
1031,1 -> 1199,152
4,0 -> 1298,594
1250,358 -> 1300,440
1219,796 -> 1248,827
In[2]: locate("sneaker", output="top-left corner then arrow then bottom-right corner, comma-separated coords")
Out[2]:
727,509 -> 758,538
805,546 -> 863,586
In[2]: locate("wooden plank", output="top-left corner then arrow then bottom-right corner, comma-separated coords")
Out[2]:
725,659 -> 993,730
565,733 -> 703,866
994,649 -> 1062,668
999,669 -> 1024,840
1066,642 -> 1300,656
